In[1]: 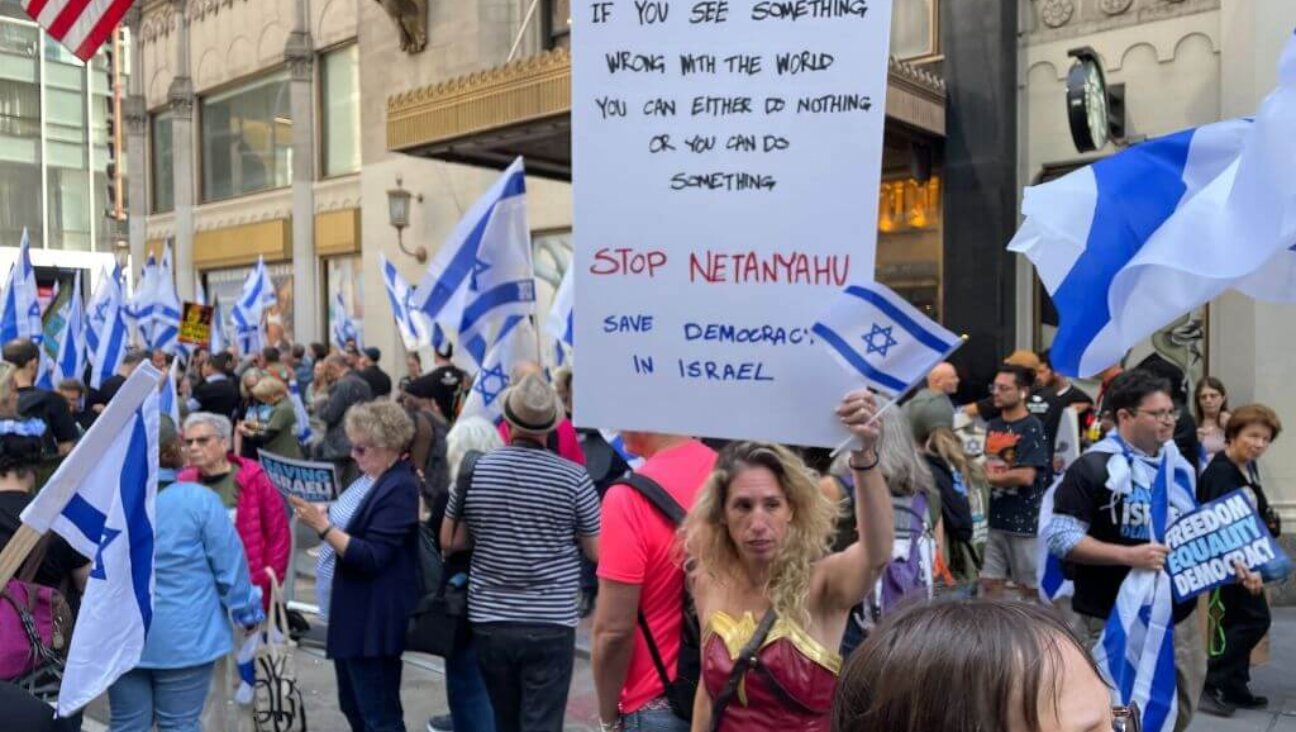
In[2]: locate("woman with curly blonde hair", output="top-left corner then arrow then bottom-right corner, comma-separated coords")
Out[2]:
684,390 -> 894,732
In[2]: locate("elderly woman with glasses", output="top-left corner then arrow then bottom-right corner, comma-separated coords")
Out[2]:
178,412 -> 291,611
290,401 -> 420,732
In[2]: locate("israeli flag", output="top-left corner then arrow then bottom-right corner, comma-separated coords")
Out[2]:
45,270 -> 87,389
380,253 -> 437,351
288,379 -> 314,446
1010,30 -> 1296,377
812,282 -> 962,398
458,314 -> 539,425
159,356 -> 181,426
1088,436 -> 1197,732
85,265 -> 119,359
147,242 -> 183,355
210,296 -> 227,355
1036,478 -> 1074,604
21,364 -> 161,716
0,228 -> 43,344
410,157 -> 536,367
127,253 -> 159,347
600,429 -> 644,471
330,291 -> 361,350
231,257 -> 276,355
90,266 -> 131,390
546,264 -> 574,366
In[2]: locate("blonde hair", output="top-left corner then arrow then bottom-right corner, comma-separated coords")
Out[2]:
926,427 -> 986,486
344,401 -> 415,452
683,442 -> 838,627
251,377 -> 287,403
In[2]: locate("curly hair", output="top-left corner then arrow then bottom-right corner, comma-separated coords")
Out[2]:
345,401 -> 416,453
683,442 -> 838,627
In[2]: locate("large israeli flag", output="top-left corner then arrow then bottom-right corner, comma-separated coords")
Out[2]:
0,228 -> 43,344
21,364 -> 161,716
231,257 -> 276,355
546,264 -> 574,366
127,253 -> 158,347
410,157 -> 536,367
158,356 -> 181,426
90,265 -> 131,390
458,314 -> 539,424
812,282 -> 962,398
1010,30 -> 1296,377
380,254 -> 436,351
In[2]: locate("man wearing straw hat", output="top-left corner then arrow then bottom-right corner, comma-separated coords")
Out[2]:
442,373 -> 601,732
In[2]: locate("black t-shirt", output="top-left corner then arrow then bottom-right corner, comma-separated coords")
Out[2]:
359,366 -> 392,399
925,454 -> 974,542
97,374 -> 126,404
16,387 -> 78,456
984,414 -> 1050,535
1198,452 -> 1271,518
0,492 -> 89,590
1052,452 -> 1196,623
1025,388 -> 1063,457
1052,383 -> 1094,410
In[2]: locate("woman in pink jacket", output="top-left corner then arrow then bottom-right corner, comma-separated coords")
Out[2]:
179,412 -> 291,610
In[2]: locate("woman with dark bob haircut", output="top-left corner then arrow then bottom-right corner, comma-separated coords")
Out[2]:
832,599 -> 1137,732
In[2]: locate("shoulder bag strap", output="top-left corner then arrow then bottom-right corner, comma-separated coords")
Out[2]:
17,533 -> 53,584
444,450 -> 482,558
708,607 -> 778,732
619,473 -> 686,690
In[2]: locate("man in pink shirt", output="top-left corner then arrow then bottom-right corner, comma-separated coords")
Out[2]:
592,433 -> 717,732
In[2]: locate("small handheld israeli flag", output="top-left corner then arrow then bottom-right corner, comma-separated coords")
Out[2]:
812,282 -> 962,398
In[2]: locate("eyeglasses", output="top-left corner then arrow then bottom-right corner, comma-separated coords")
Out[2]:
351,444 -> 373,457
1112,702 -> 1141,732
1134,408 -> 1180,423
184,435 -> 216,447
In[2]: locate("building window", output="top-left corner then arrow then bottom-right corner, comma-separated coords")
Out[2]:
45,39 -> 91,251
321,45 -> 359,177
325,255 -> 363,345
891,0 -> 938,61
201,70 -> 292,202
152,112 -> 173,212
205,260 -> 295,345
543,0 -> 570,50
0,18 -> 42,246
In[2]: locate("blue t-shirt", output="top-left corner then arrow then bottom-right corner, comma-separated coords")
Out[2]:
985,414 -> 1050,536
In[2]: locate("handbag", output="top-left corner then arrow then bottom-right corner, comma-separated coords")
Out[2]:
405,451 -> 481,657
253,569 -> 307,732
0,535 -> 73,700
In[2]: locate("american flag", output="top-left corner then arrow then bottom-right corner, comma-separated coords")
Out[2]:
21,0 -> 134,62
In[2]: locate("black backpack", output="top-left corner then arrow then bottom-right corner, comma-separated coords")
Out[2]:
618,474 -> 700,722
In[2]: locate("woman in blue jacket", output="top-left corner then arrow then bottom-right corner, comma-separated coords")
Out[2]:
291,401 -> 419,732
107,416 -> 263,732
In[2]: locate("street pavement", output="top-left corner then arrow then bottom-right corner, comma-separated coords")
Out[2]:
76,586 -> 1296,731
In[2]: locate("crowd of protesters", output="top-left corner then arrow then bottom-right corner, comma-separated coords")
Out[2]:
0,328 -> 1287,732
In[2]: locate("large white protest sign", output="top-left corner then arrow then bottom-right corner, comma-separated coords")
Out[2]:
572,0 -> 894,447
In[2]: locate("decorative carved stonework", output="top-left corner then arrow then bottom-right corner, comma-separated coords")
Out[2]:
140,8 -> 176,44
284,30 -> 314,80
124,95 -> 148,135
1038,0 -> 1075,28
376,0 -> 428,54
123,5 -> 143,30
168,77 -> 195,118
1100,0 -> 1134,14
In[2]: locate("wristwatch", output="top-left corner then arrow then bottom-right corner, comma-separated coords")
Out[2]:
318,525 -> 334,540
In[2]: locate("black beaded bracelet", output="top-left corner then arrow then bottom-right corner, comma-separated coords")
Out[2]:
849,452 -> 880,471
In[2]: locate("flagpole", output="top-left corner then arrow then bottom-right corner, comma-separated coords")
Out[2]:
829,334 -> 968,458
0,524 -> 41,588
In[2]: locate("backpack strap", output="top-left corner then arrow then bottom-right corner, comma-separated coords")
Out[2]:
17,534 -> 53,585
618,473 -> 687,694
708,608 -> 778,732
444,450 -> 482,557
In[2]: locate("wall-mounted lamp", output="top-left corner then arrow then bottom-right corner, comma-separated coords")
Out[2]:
387,177 -> 427,263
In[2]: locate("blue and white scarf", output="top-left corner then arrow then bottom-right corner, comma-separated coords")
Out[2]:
1086,433 -> 1197,732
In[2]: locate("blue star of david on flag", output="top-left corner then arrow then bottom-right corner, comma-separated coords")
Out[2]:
90,528 -> 121,580
474,363 -> 509,406
862,323 -> 898,358
470,258 -> 491,292
813,282 -> 963,398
